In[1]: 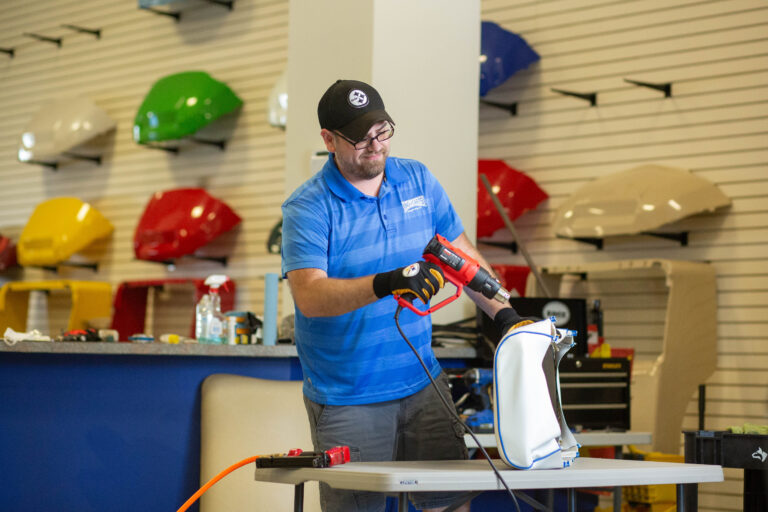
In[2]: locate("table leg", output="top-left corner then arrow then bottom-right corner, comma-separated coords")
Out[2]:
294,483 -> 304,512
398,491 -> 409,512
545,489 -> 554,510
676,483 -> 687,512
613,444 -> 622,512
743,468 -> 768,512
567,488 -> 576,512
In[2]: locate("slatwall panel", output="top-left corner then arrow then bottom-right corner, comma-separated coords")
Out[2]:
480,1 -> 768,509
0,0 -> 288,337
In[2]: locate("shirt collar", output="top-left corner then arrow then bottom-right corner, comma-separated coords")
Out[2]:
321,153 -> 405,201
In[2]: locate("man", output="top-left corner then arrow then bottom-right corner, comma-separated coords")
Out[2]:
281,79 -> 526,512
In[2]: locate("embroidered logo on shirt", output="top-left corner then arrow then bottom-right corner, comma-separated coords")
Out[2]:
401,195 -> 427,214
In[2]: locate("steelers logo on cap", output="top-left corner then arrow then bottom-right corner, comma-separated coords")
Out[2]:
348,89 -> 369,108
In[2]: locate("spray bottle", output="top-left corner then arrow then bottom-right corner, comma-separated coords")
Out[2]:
200,275 -> 229,344
195,294 -> 210,341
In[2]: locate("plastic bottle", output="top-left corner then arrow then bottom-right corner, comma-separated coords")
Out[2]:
201,275 -> 229,344
195,294 -> 210,342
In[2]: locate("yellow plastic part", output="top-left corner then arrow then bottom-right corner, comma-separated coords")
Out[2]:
624,448 -> 684,506
18,198 -> 113,266
0,280 -> 112,332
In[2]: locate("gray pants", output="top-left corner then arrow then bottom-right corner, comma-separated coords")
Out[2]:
303,372 -> 472,511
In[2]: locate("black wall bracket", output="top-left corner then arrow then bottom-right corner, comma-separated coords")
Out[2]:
558,230 -> 688,249
23,33 -> 62,47
1,47 -> 14,58
21,160 -> 59,170
546,269 -> 589,281
478,239 -> 518,254
190,137 -> 227,151
61,24 -> 101,39
62,152 -> 103,166
143,143 -> 180,154
480,99 -> 517,116
551,88 -> 597,106
556,234 -> 604,250
642,231 -> 688,246
142,137 -> 228,154
204,0 -> 235,10
141,7 -> 182,22
150,255 -> 229,268
39,261 -> 99,273
23,153 -> 103,170
625,78 -> 672,97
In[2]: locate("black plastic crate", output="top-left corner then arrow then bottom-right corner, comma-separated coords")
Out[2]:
684,430 -> 767,512
684,430 -> 768,470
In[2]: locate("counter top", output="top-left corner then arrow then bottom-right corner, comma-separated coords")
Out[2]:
0,340 -> 477,359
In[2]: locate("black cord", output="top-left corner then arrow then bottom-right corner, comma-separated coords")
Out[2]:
394,305 -> 522,512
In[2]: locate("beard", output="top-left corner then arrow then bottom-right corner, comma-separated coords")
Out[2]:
336,146 -> 389,181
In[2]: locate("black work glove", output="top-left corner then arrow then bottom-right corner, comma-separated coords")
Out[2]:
493,307 -> 537,337
373,261 -> 445,304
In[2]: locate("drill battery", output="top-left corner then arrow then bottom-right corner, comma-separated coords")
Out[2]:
255,446 -> 350,469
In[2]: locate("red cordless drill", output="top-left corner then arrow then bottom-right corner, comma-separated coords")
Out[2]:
396,234 -> 511,316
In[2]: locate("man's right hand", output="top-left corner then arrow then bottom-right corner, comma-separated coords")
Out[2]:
373,261 -> 445,304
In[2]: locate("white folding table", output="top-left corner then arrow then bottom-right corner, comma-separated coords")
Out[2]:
254,456 -> 722,512
464,431 -> 653,511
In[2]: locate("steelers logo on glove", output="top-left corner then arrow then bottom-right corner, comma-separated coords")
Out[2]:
373,261 -> 445,304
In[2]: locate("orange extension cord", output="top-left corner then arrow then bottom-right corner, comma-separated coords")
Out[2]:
176,455 -> 260,512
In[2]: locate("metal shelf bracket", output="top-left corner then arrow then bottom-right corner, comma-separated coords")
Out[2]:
625,78 -> 672,97
61,24 -> 102,39
23,33 -> 62,47
551,88 -> 597,106
480,99 -> 517,116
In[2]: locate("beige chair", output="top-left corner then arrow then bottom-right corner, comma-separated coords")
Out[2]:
200,374 -> 321,512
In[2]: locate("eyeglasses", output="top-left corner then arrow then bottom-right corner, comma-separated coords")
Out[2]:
334,123 -> 395,150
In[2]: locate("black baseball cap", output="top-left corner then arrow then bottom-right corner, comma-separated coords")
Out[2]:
317,79 -> 395,143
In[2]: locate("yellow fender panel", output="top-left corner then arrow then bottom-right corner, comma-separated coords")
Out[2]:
18,198 -> 113,266
0,280 -> 112,332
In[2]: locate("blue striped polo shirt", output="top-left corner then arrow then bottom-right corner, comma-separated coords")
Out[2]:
281,154 -> 463,405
